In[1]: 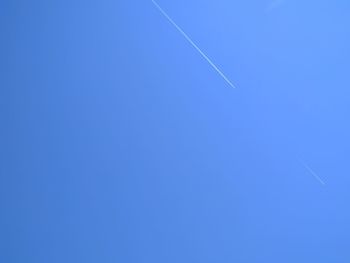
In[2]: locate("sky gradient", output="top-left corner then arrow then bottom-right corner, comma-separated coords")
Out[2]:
2,0 -> 350,262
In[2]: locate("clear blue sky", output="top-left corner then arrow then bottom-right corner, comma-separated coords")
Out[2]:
2,0 -> 350,262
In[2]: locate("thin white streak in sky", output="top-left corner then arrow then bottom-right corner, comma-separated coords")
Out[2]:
152,0 -> 236,89
299,160 -> 326,186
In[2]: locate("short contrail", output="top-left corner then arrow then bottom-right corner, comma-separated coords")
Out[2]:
299,159 -> 326,185
151,0 -> 236,89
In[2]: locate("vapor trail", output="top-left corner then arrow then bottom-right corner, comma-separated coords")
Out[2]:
152,0 -> 236,89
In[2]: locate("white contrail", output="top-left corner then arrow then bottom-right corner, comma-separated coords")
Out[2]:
299,159 -> 326,185
151,0 -> 236,89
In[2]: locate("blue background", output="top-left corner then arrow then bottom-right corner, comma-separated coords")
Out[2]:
2,0 -> 350,262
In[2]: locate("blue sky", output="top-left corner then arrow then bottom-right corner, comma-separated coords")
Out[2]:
2,0 -> 350,262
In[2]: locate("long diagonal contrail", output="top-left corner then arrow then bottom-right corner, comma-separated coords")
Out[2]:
151,0 -> 236,89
